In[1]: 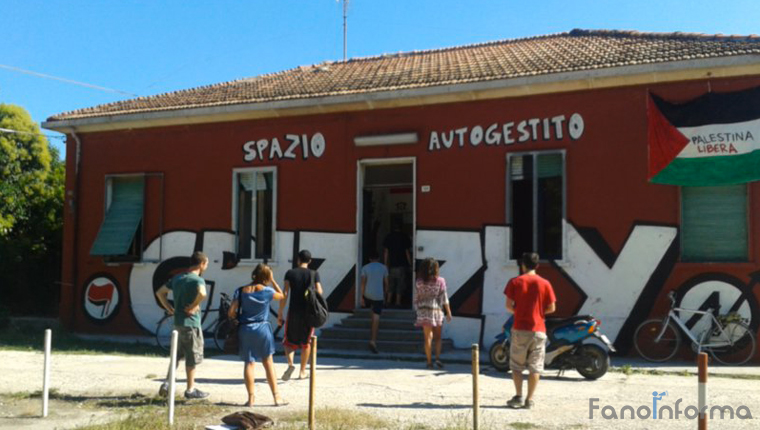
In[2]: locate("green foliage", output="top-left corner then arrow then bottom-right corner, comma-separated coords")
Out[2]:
0,104 -> 64,315
0,104 -> 54,234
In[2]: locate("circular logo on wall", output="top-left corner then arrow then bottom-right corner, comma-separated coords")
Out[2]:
676,273 -> 758,338
83,275 -> 121,322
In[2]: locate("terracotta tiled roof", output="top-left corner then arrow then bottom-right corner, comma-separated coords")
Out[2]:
48,29 -> 760,121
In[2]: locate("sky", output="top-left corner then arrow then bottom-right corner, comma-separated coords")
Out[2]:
3,0 -> 759,157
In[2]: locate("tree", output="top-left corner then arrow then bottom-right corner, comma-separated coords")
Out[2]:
0,104 -> 64,315
0,104 -> 54,235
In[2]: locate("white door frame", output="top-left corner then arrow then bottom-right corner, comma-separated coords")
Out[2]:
356,157 -> 416,309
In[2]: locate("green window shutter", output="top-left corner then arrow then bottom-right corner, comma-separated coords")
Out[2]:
537,153 -> 563,178
90,177 -> 145,256
682,184 -> 748,262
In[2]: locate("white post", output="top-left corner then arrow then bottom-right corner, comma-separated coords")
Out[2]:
42,329 -> 51,418
308,336 -> 317,430
168,330 -> 178,426
472,344 -> 479,430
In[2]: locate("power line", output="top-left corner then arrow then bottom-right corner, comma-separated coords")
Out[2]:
0,127 -> 65,140
0,64 -> 138,97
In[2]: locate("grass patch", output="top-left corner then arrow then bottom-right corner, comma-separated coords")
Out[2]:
5,388 -> 63,400
508,423 -> 539,429
68,400 -> 497,430
75,409 -> 167,430
610,365 -> 760,381
0,319 -> 164,356
274,406 -> 389,429
0,318 -> 229,357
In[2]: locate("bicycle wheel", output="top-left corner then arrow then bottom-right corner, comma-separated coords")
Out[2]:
634,319 -> 681,362
155,315 -> 173,352
214,319 -> 235,352
709,322 -> 756,365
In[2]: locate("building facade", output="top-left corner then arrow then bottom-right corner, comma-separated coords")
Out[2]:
45,30 -> 760,360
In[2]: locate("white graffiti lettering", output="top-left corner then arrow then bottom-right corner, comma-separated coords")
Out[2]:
242,132 -> 326,162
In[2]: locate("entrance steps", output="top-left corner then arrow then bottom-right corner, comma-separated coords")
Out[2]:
318,308 -> 454,355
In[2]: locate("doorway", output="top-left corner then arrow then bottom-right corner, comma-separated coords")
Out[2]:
358,160 -> 415,309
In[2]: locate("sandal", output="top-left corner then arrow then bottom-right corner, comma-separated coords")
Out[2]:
274,396 -> 289,406
281,365 -> 295,381
435,360 -> 444,369
426,362 -> 434,369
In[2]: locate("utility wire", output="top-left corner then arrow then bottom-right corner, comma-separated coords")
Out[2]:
0,127 -> 65,140
0,64 -> 138,97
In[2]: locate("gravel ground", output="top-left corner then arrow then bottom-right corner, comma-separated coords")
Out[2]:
1,350 -> 759,429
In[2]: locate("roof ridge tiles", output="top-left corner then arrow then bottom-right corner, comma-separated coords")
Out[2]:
570,28 -> 760,42
47,28 -> 760,122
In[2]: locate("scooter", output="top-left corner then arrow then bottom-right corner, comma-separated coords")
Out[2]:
489,315 -> 616,380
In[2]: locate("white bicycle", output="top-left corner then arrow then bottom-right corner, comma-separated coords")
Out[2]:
634,291 -> 756,365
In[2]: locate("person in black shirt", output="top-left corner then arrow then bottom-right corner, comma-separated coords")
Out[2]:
382,220 -> 412,307
277,249 -> 323,380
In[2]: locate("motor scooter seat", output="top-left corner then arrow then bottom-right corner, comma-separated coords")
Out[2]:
545,315 -> 593,330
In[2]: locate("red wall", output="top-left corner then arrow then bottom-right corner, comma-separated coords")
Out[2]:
61,75 -> 760,350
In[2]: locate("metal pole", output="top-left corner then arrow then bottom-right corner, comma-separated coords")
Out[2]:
168,330 -> 178,426
42,329 -> 51,418
472,344 -> 479,430
698,352 -> 708,430
309,336 -> 318,430
342,0 -> 348,61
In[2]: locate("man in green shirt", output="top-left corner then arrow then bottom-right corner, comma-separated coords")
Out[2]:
155,251 -> 210,399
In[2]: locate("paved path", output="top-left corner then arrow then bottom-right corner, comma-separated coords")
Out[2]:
1,350 -> 759,429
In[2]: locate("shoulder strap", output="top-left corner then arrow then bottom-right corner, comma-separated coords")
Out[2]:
236,286 -> 244,320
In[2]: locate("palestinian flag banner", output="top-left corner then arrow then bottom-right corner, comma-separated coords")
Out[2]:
648,86 -> 760,186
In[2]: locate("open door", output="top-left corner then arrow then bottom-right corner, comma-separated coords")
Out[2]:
358,160 -> 415,309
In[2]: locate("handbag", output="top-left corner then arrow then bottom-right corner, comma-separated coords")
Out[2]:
223,286 -> 244,354
304,270 -> 329,328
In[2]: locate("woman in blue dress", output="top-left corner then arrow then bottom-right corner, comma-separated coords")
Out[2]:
228,264 -> 286,406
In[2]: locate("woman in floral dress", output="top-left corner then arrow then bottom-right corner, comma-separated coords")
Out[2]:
414,258 -> 453,368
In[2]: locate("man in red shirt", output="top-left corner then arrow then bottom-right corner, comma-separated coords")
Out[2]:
504,252 -> 556,409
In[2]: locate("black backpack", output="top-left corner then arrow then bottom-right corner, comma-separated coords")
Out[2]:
303,270 -> 329,328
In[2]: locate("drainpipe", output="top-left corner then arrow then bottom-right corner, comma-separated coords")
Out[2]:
67,129 -> 83,330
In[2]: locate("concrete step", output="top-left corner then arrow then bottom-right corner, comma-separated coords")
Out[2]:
352,308 -> 417,319
317,337 -> 454,354
320,326 -> 422,342
340,318 -> 418,330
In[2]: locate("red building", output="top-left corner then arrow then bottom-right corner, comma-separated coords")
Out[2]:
44,30 -> 760,361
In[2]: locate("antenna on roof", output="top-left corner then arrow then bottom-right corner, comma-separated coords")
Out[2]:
341,0 -> 349,61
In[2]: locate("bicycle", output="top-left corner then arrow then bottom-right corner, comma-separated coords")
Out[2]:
155,292 -> 236,353
633,291 -> 756,365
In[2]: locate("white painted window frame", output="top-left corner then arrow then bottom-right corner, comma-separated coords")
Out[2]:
231,166 -> 278,264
